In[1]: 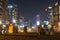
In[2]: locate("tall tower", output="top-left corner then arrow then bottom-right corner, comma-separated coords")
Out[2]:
0,0 -> 8,24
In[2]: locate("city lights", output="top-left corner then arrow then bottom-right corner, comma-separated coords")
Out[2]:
0,0 -> 60,37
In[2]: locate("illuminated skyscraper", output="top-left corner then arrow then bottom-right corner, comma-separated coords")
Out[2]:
8,5 -> 18,23
11,5 -> 18,23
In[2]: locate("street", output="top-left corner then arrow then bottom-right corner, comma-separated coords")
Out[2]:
0,33 -> 59,40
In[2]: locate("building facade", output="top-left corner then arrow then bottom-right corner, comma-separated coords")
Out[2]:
0,0 -> 8,24
53,1 -> 60,27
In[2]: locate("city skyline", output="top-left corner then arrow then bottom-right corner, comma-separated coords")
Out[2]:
9,0 -> 57,21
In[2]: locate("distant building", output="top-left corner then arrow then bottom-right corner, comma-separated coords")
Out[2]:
11,5 -> 18,23
0,0 -> 8,24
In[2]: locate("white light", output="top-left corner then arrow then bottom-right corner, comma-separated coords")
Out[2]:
48,6 -> 52,9
41,25 -> 44,28
36,21 -> 40,26
46,21 -> 49,25
8,5 -> 13,8
12,19 -> 16,23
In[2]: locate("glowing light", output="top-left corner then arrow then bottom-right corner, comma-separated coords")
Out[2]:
41,25 -> 44,28
12,19 -> 16,23
8,5 -> 13,8
36,21 -> 40,26
2,24 -> 6,27
46,21 -> 49,25
48,6 -> 52,9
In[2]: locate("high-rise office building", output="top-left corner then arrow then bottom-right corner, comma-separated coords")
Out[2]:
11,5 -> 18,23
8,5 -> 18,24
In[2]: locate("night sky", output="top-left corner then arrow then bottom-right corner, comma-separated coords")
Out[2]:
9,0 -> 57,21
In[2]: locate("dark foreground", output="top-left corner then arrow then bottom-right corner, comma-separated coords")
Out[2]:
0,33 -> 60,40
